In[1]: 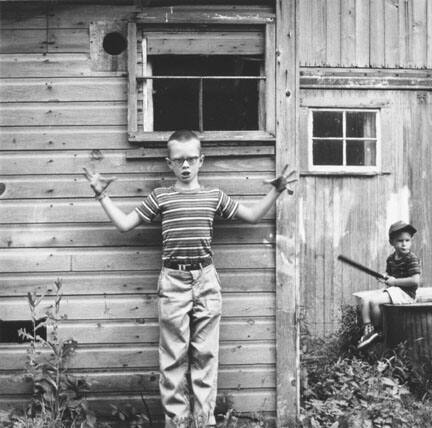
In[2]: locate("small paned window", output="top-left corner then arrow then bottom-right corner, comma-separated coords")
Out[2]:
309,109 -> 380,172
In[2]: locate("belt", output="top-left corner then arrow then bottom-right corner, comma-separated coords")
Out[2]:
163,258 -> 212,271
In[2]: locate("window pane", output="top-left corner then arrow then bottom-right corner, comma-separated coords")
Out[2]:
346,140 -> 376,166
204,79 -> 258,130
153,79 -> 199,131
312,139 -> 343,165
151,55 -> 260,131
313,111 -> 343,137
346,112 -> 376,138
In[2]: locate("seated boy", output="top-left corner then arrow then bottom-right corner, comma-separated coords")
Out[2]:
356,221 -> 421,349
83,130 -> 297,427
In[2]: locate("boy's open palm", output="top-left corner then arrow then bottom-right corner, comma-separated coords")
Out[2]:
264,164 -> 298,194
83,167 -> 116,195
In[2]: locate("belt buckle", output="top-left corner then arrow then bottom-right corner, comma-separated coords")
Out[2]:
178,263 -> 189,271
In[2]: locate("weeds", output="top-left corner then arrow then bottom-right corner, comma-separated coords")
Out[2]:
0,279 -> 96,428
300,305 -> 432,427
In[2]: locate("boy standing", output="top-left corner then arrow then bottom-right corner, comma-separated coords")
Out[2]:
84,130 -> 296,427
356,221 -> 421,349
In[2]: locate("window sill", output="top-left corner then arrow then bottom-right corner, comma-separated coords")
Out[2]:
128,130 -> 275,143
300,170 -> 391,177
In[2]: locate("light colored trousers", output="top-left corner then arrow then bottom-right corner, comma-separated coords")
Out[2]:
157,264 -> 222,428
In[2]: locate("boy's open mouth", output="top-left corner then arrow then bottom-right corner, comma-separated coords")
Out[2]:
181,171 -> 191,178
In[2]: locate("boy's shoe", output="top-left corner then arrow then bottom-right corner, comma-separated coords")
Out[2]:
357,325 -> 380,349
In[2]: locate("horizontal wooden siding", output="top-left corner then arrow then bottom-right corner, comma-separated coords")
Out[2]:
0,3 -> 277,421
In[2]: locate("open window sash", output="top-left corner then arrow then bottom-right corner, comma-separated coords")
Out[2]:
127,20 -> 275,143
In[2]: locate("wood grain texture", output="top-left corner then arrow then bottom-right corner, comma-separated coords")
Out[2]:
54,319 -> 276,344
0,246 -> 274,273
0,53 -> 115,78
384,0 -> 400,67
0,366 -> 275,394
298,0 -> 432,68
0,342 -> 275,370
136,6 -> 274,24
275,0 -> 299,424
146,31 -> 264,55
0,222 -> 274,248
340,0 -> 356,66
0,102 -> 127,127
0,151 -> 273,174
0,198 -> 275,223
0,270 -> 275,296
325,0 -> 341,66
0,293 -> 275,320
0,78 -> 127,102
0,173 -> 272,199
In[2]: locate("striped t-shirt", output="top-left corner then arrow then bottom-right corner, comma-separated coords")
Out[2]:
386,251 -> 421,299
135,187 -> 239,262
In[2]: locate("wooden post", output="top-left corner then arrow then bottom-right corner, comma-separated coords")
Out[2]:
275,0 -> 299,426
127,22 -> 138,137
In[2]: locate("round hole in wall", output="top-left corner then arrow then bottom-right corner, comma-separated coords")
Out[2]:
103,32 -> 127,56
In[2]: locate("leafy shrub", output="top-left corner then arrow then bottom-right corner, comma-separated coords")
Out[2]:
0,280 -> 96,428
300,305 -> 432,427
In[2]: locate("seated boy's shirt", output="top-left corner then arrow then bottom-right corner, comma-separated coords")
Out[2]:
386,251 -> 421,299
135,187 -> 239,263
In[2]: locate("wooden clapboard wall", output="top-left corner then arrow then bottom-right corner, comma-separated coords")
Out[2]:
299,89 -> 432,335
298,0 -> 432,69
0,3 -> 277,422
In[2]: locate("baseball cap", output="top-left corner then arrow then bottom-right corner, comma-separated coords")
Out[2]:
388,221 -> 417,239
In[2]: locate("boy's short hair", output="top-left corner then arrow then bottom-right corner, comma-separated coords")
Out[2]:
167,130 -> 201,156
167,130 -> 200,144
388,221 -> 417,240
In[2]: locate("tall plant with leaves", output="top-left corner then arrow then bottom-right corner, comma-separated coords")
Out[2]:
14,279 -> 96,428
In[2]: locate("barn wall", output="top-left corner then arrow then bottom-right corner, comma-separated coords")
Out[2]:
299,89 -> 432,335
0,3 -> 276,421
298,0 -> 432,69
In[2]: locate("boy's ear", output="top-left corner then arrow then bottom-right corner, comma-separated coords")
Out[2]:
165,157 -> 174,170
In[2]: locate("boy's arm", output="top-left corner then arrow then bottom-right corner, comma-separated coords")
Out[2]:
98,195 -> 142,232
83,167 -> 142,232
235,165 -> 297,224
385,274 -> 421,288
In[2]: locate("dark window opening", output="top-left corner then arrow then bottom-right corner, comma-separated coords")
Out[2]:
311,110 -> 378,168
151,55 -> 261,131
313,111 -> 342,138
103,32 -> 127,56
0,319 -> 47,343
313,140 -> 343,165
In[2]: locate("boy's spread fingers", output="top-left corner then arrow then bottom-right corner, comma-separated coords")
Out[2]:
284,169 -> 297,179
280,164 -> 289,176
82,167 -> 92,180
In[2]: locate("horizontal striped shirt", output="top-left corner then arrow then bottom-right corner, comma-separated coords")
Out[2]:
386,251 -> 421,299
135,186 -> 239,262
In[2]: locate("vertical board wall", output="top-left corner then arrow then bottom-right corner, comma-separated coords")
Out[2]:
299,90 -> 432,335
0,3 -> 277,421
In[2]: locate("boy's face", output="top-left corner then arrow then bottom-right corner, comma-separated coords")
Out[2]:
390,231 -> 412,256
166,138 -> 204,184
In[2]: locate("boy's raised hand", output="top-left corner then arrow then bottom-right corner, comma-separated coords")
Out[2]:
83,167 -> 117,196
264,164 -> 298,195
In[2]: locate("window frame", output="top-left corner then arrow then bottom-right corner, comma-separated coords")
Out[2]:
127,17 -> 275,143
307,108 -> 381,174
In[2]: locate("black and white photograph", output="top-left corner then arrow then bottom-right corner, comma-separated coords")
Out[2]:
0,0 -> 431,427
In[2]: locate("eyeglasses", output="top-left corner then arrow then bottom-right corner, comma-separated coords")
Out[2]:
168,156 -> 200,167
